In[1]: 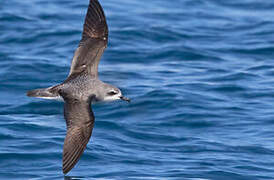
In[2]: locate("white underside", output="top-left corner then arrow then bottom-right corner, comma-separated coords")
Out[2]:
36,96 -> 64,101
35,94 -> 121,103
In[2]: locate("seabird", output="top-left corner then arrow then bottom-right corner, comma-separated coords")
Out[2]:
27,0 -> 130,174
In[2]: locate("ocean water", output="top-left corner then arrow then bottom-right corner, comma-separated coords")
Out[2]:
1,0 -> 274,179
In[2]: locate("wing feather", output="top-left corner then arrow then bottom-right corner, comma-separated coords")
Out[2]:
69,0 -> 108,77
62,97 -> 95,174
63,127 -> 90,174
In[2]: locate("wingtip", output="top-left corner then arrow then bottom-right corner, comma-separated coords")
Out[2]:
83,0 -> 108,39
62,168 -> 69,175
62,158 -> 73,174
63,162 -> 73,174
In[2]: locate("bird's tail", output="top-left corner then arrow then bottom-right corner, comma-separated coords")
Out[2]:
26,85 -> 61,100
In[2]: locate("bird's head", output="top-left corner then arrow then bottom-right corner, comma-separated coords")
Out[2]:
98,84 -> 130,103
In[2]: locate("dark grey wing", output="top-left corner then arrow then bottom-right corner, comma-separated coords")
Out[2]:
62,97 -> 95,174
69,0 -> 108,78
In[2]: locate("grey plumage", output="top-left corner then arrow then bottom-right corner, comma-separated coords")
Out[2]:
27,0 -> 129,174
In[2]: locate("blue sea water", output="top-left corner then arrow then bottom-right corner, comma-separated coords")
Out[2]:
1,0 -> 274,179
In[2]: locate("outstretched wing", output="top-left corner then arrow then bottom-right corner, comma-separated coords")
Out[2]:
69,0 -> 108,78
62,97 -> 95,174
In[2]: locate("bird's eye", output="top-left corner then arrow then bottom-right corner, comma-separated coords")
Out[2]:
108,91 -> 117,96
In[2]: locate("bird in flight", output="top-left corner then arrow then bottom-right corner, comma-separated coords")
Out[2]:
27,0 -> 130,174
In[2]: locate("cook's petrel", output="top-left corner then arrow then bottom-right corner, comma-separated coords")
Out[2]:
27,0 -> 130,174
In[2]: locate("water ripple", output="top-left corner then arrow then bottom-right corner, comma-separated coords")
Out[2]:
1,0 -> 274,179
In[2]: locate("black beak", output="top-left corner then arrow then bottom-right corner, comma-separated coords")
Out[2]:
120,96 -> 131,103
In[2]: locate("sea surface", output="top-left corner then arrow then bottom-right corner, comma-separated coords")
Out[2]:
1,0 -> 274,179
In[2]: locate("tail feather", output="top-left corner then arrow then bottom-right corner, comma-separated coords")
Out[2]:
27,86 -> 61,100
